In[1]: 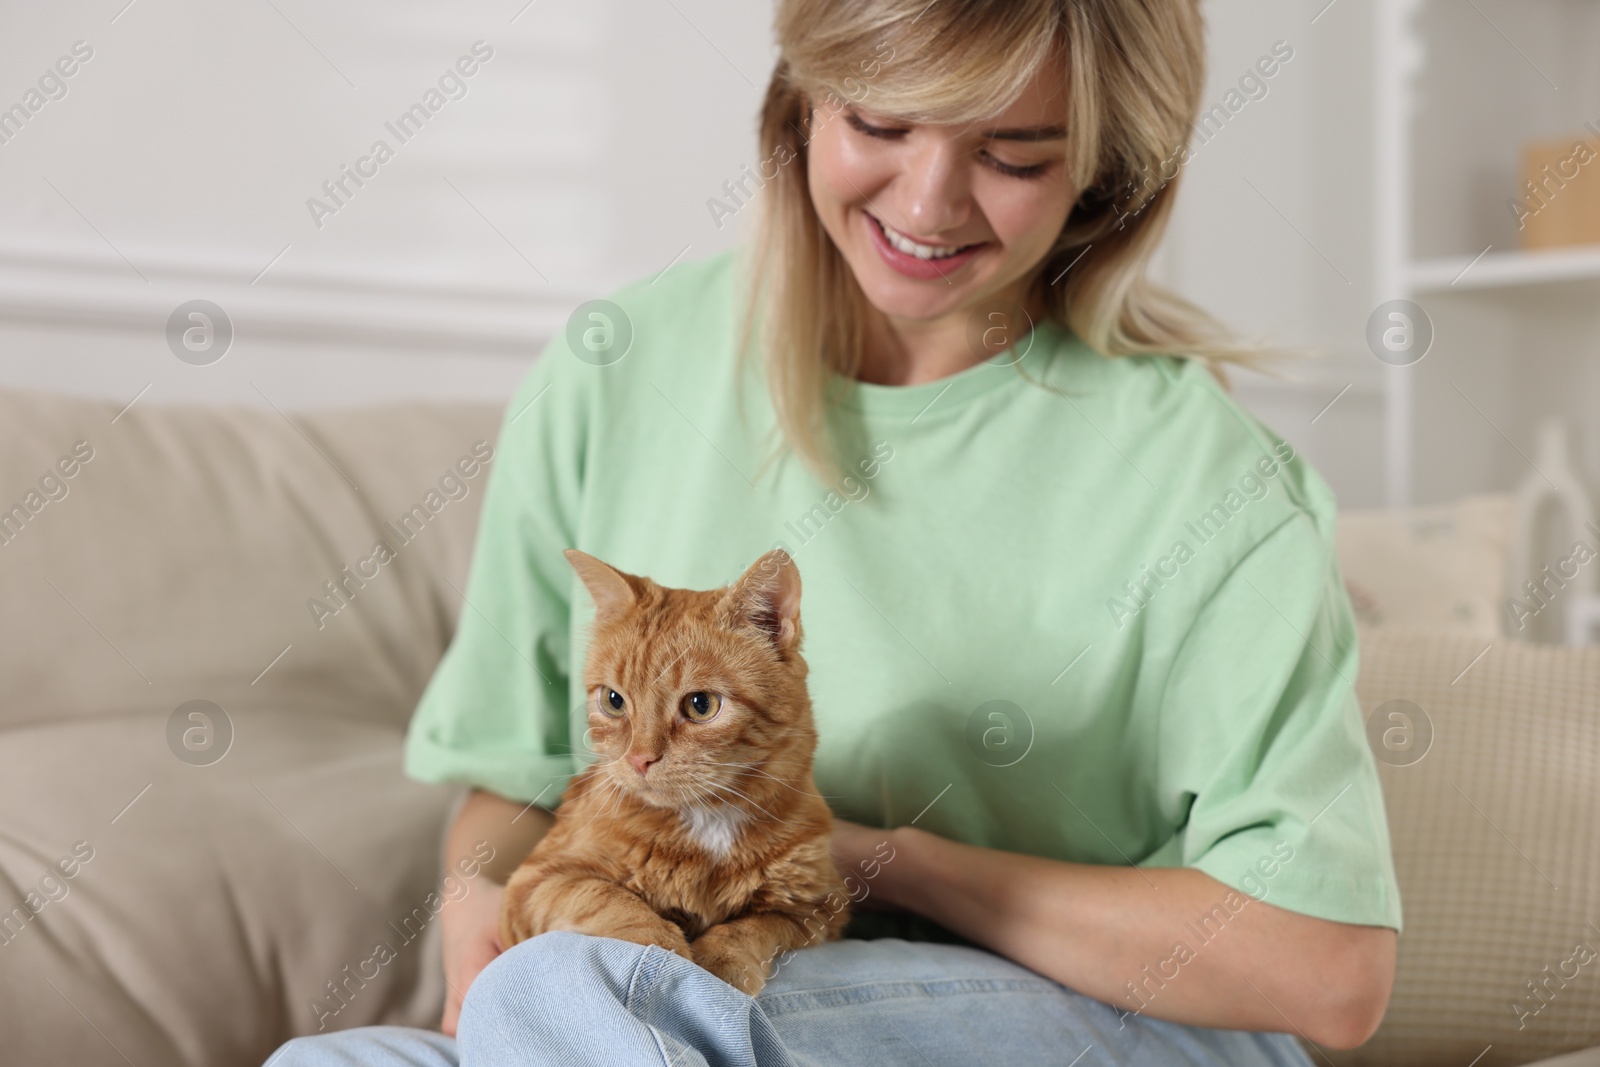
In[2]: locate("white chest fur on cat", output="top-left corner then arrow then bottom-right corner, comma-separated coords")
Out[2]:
679,803 -> 750,858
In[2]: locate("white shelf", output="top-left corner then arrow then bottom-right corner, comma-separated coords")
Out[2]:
1409,245 -> 1600,293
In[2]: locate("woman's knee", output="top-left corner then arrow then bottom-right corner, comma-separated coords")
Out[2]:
267,1034 -> 327,1067
264,1025 -> 457,1067
458,933 -> 730,1063
462,931 -> 644,1023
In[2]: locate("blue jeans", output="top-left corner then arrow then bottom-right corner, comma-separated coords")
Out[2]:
267,932 -> 1316,1066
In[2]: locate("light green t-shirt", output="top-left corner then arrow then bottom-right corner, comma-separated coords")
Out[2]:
404,249 -> 1403,935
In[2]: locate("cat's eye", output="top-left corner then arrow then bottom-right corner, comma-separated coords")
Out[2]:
595,687 -> 626,718
681,691 -> 722,723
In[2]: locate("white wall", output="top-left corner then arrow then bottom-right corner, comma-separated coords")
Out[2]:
0,0 -> 772,407
1154,0 -> 1387,505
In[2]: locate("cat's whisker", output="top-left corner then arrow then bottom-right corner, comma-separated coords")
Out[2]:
575,776 -> 628,832
681,780 -> 717,810
699,759 -> 842,799
574,780 -> 615,826
709,778 -> 783,819
555,752 -> 625,770
695,776 -> 782,824
546,743 -> 631,773
700,760 -> 840,799
703,786 -> 778,826
600,789 -> 630,828
607,790 -> 629,823
673,768 -> 766,820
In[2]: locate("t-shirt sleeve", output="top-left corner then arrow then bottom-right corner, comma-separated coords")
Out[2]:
402,345 -> 585,806
1156,511 -> 1404,932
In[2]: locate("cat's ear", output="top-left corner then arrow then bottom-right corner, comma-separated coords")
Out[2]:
718,549 -> 802,655
564,549 -> 640,619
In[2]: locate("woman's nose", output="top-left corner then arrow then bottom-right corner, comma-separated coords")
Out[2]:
897,140 -> 972,237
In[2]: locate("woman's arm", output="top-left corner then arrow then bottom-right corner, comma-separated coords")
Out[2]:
447,787 -> 554,884
438,789 -> 556,1034
832,820 -> 1395,1051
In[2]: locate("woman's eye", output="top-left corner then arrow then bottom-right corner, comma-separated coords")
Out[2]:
845,108 -> 1050,180
845,110 -> 906,140
681,691 -> 723,723
596,688 -> 625,717
982,151 -> 1052,180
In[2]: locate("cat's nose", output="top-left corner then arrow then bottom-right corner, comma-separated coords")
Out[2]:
627,752 -> 659,777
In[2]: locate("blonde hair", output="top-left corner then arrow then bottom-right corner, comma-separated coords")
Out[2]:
739,0 -> 1257,485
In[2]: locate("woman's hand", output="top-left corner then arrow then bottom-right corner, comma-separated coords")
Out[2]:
828,819 -> 905,912
438,878 -> 505,1036
437,789 -> 556,1035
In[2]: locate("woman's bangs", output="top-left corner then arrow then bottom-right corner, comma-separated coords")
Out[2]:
790,5 -> 1060,128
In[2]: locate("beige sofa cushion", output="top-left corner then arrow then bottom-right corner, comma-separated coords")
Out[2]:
1337,494 -> 1512,639
0,387 -> 502,1067
0,390 -> 501,733
1320,629 -> 1600,1067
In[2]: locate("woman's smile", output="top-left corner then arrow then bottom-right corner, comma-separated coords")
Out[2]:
861,208 -> 990,280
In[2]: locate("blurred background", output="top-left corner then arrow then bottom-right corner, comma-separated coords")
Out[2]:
2,0 -> 1596,509
2,3 -> 1599,1066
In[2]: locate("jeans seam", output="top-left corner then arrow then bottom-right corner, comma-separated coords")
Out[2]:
623,944 -> 680,1067
648,1027 -> 677,1067
623,943 -> 660,1016
758,975 -> 1058,1016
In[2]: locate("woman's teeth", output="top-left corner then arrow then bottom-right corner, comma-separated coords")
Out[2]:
873,215 -> 975,260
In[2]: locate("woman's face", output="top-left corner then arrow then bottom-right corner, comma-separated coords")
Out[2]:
806,67 -> 1075,327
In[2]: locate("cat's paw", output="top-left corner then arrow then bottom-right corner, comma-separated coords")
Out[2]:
587,916 -> 695,963
499,902 -> 541,949
499,867 -> 552,948
690,938 -> 769,996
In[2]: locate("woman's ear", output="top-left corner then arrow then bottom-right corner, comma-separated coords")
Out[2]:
563,549 -> 639,619
718,549 -> 802,656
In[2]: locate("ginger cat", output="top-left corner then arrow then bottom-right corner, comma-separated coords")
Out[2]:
500,548 -> 849,994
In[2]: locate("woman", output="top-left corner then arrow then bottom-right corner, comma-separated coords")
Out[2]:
272,0 -> 1400,1063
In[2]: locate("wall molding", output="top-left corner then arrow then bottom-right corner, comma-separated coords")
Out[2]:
0,243 -> 573,354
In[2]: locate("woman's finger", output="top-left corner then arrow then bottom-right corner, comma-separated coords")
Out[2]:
440,989 -> 462,1036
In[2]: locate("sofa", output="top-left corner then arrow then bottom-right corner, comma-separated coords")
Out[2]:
0,385 -> 1596,1067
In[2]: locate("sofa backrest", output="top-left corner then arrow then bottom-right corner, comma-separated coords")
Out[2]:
0,387 -> 503,732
